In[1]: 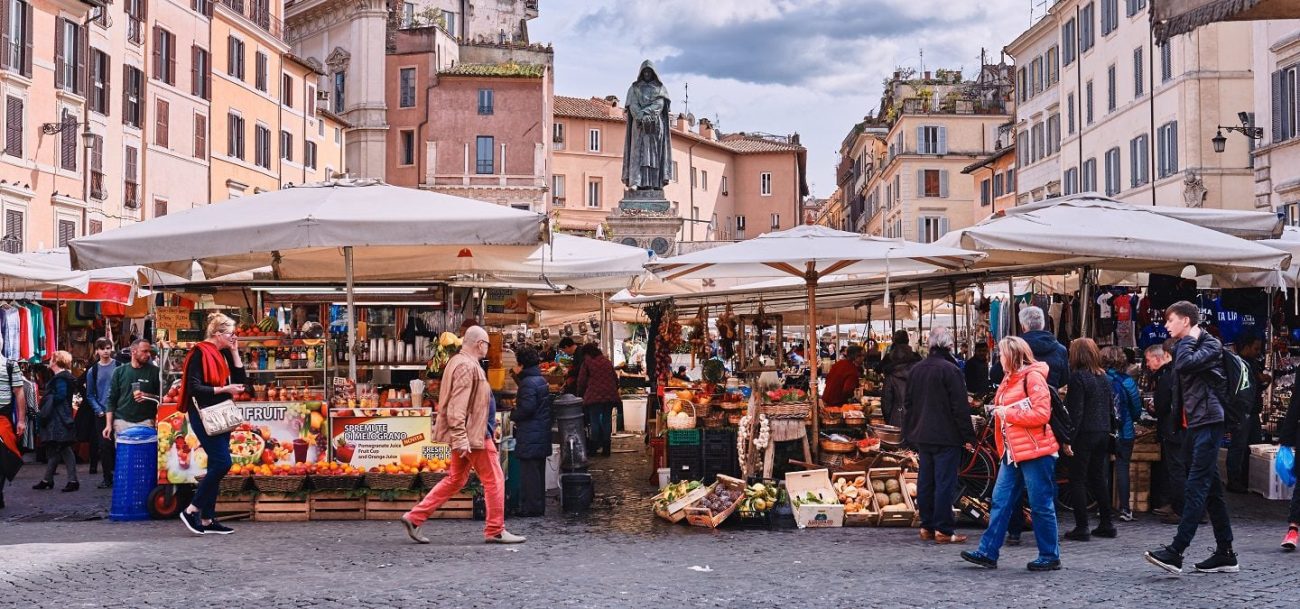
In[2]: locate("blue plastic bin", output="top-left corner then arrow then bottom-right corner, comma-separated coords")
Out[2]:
110,426 -> 158,521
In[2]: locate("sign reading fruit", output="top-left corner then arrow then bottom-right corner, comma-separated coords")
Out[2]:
155,400 -> 329,484
329,410 -> 435,470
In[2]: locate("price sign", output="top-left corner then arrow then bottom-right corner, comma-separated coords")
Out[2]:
155,307 -> 191,332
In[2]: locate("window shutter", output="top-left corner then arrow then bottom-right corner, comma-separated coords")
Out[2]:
5,96 -> 21,157
938,126 -> 947,154
194,114 -> 206,159
91,134 -> 102,171
55,19 -> 65,89
156,99 -> 168,148
227,36 -> 235,76
165,35 -> 175,85
916,218 -> 925,242
939,170 -> 949,197
1129,139 -> 1137,187
60,111 -> 75,169
0,1 -> 11,71
939,216 -> 949,238
22,4 -> 31,76
120,65 -> 129,125
916,126 -> 925,153
1273,70 -> 1285,142
228,113 -> 236,157
1134,47 -> 1143,96
103,52 -> 111,114
917,169 -> 925,196
1170,122 -> 1178,173
205,50 -> 212,99
76,26 -> 87,95
152,25 -> 161,80
191,45 -> 199,96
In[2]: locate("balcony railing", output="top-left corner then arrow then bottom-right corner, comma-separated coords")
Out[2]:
221,0 -> 284,41
124,182 -> 138,209
90,172 -> 105,200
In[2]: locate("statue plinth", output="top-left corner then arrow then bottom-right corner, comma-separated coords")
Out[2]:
606,188 -> 682,256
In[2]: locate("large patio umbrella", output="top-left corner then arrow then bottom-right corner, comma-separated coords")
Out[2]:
645,223 -> 985,451
68,180 -> 546,379
12,248 -> 192,304
0,250 -> 91,294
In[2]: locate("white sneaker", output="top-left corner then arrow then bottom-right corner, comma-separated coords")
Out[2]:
486,530 -> 526,544
400,514 -> 430,544
1118,510 -> 1135,522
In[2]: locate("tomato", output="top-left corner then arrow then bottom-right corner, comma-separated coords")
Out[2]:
261,449 -> 275,465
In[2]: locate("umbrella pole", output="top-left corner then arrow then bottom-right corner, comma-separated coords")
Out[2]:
806,263 -> 819,462
345,246 -> 357,381
1079,266 -> 1092,339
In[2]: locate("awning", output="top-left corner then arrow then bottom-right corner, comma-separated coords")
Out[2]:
1153,0 -> 1300,44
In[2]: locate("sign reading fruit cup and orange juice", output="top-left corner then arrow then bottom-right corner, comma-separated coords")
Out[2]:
329,408 -> 438,470
155,399 -> 329,484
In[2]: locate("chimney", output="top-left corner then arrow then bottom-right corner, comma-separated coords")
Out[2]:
699,118 -> 714,140
675,113 -> 688,132
924,71 -> 931,80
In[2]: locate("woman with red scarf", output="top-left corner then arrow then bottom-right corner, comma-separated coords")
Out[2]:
178,313 -> 246,536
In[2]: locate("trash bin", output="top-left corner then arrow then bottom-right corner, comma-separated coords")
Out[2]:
110,426 -> 158,522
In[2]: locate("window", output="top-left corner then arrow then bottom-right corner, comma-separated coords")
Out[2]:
0,208 -> 21,252
588,128 -> 600,152
254,125 -> 270,169
1126,0 -> 1146,17
1064,167 -> 1080,195
124,145 -> 138,208
1104,147 -> 1121,195
1160,43 -> 1172,83
5,0 -> 31,77
735,215 -> 747,240
701,170 -> 708,191
1276,67 -> 1298,142
56,219 -> 75,247
192,0 -> 211,16
333,71 -> 345,113
402,2 -> 415,27
125,0 -> 143,44
1046,114 -> 1061,154
1086,80 -> 1095,124
335,127 -> 341,144
399,68 -> 416,108
154,98 -> 169,148
1018,67 -> 1027,103
918,125 -> 946,154
1157,121 -> 1179,178
192,46 -> 210,100
993,173 -> 1005,197
690,166 -> 696,188
54,19 -> 82,94
255,52 -> 267,92
552,174 -> 565,206
1130,133 -> 1149,187
552,122 -> 564,147
1046,46 -> 1059,85
1067,93 -> 1076,134
1063,18 -> 1077,65
153,199 -> 167,218
305,141 -> 317,169
760,172 -> 772,196
227,112 -> 245,159
1007,168 -> 1016,191
227,36 -> 244,79
918,169 -> 949,197
398,129 -> 414,165
59,108 -> 76,170
307,85 -> 316,115
193,113 -> 206,160
153,27 -> 175,85
475,135 -> 494,174
89,220 -> 101,235
917,216 -> 948,243
1017,129 -> 1029,167
442,10 -> 457,37
281,130 -> 293,162
1081,2 -> 1096,51
770,213 -> 780,229
1082,157 -> 1097,192
586,179 -> 601,208
671,161 -> 678,182
1102,0 -> 1119,35
89,134 -> 104,198
1031,123 -> 1044,161
282,74 -> 293,107
88,49 -> 110,115
1033,56 -> 1044,94
981,179 -> 991,206
1107,64 -> 1117,111
1133,47 -> 1144,97
721,175 -> 729,195
122,66 -> 143,127
477,88 -> 494,115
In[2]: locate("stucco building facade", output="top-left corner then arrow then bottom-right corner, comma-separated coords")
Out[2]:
1251,19 -> 1300,222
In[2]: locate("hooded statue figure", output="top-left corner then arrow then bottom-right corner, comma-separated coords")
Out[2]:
621,60 -> 673,190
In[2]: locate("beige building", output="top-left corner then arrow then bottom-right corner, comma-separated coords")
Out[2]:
1009,0 -> 1255,209
1252,19 -> 1300,221
551,96 -> 808,246
857,65 -> 1015,242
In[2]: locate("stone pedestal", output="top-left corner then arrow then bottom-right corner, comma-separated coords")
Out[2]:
606,188 -> 683,256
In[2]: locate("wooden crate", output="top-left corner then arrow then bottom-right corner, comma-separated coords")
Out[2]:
364,490 -> 474,521
653,483 -> 711,523
309,491 -> 366,521
215,493 -> 255,521
831,471 -> 877,526
1131,440 -> 1162,462
868,467 -> 916,527
255,493 -> 309,522
684,475 -> 746,528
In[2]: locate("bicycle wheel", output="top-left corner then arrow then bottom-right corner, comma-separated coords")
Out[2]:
958,449 -> 997,500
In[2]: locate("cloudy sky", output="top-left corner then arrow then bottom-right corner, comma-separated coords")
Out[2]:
531,0 -> 1030,197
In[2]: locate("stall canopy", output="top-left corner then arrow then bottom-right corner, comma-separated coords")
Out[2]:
12,248 -> 192,304
935,194 -> 1292,284
0,250 -> 90,294
67,180 -> 546,280
457,233 -> 652,291
1153,0 -> 1300,44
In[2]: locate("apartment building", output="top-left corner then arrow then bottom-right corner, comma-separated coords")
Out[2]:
551,96 -> 808,245
143,0 -> 214,219
856,65 -> 1015,242
1019,0 -> 1256,209
393,0 -> 538,43
961,132 -> 1018,224
1252,19 -> 1300,221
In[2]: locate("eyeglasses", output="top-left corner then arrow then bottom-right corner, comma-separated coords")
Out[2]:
476,340 -> 490,347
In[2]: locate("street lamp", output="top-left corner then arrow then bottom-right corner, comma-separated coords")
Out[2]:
1211,112 -> 1263,153
40,120 -> 96,149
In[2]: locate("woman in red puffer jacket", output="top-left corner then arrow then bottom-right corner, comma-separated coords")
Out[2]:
961,336 -> 1062,572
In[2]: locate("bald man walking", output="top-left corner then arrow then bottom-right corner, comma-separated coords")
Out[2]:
402,326 -> 524,544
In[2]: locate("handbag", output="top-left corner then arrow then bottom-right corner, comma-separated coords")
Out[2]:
196,397 -> 245,435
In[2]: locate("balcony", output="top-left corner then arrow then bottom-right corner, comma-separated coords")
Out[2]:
221,0 -> 284,41
124,182 -> 138,209
90,171 -> 105,201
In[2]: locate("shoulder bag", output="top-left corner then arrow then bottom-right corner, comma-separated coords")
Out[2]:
195,366 -> 245,435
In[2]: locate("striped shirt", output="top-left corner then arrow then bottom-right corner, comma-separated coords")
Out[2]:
0,354 -> 26,409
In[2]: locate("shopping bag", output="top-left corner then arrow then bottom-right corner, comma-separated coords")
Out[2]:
1277,446 -> 1297,488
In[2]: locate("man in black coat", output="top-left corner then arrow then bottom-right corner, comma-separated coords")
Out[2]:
1145,342 -> 1184,523
903,327 -> 976,544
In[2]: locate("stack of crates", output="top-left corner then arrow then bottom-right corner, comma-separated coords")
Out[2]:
666,429 -> 702,483
701,429 -> 739,484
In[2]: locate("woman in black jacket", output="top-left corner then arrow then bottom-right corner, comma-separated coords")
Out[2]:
510,348 -> 552,517
1279,390 -> 1300,550
178,313 -> 246,536
1064,338 -> 1116,541
33,352 -> 79,492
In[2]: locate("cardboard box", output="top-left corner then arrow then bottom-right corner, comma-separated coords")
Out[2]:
785,469 -> 844,528
1249,452 -> 1296,501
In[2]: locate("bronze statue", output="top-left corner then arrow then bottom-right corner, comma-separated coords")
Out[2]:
621,60 -> 673,190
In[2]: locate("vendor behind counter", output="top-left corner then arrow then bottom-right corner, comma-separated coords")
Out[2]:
822,345 -> 865,407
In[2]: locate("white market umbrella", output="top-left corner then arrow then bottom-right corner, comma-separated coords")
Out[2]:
459,233 -> 653,292
645,223 -> 985,453
935,194 -> 1291,282
68,180 -> 546,379
0,250 -> 91,293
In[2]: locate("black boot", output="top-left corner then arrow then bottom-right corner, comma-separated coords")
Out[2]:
32,479 -> 53,490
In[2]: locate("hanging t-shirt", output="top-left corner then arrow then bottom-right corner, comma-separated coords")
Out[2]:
1213,297 -> 1244,345
1138,323 -> 1170,349
41,306 -> 54,359
1096,293 -> 1113,319
1113,294 -> 1133,322
990,299 -> 1003,340
1115,321 -> 1137,349
1137,295 -> 1154,326
0,306 -> 18,360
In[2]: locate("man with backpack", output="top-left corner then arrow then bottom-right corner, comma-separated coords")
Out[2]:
1224,335 -> 1263,493
1145,301 -> 1238,575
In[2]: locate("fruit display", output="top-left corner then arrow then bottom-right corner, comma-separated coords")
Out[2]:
307,461 -> 364,476
763,388 -> 807,404
426,332 -> 462,377
737,482 -> 780,515
654,480 -> 703,512
243,462 -> 310,476
833,475 -> 873,514
869,469 -> 917,520
418,456 -> 449,473
692,484 -> 742,515
791,491 -> 837,507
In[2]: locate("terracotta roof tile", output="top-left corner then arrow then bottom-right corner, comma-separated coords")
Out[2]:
554,96 -> 623,121
715,136 -> 804,154
439,62 -> 546,78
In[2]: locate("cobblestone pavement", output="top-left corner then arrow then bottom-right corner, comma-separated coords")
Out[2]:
3,434 -> 1300,609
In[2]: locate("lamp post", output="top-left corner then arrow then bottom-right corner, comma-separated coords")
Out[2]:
1211,111 -> 1263,153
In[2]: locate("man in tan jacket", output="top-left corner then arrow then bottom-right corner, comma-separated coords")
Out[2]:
402,326 -> 524,544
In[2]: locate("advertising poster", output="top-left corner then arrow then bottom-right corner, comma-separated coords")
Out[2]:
156,400 -> 329,484
329,412 -> 437,470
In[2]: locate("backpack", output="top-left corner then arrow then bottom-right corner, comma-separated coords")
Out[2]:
1022,374 -> 1074,446
1219,350 -> 1253,428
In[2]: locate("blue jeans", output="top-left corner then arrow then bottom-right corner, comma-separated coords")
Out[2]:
188,408 -> 233,520
1173,424 -> 1233,553
977,455 -> 1059,563
585,402 -> 615,455
1114,438 -> 1134,513
916,445 -> 962,535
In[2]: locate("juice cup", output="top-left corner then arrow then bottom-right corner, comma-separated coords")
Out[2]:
292,438 -> 309,463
